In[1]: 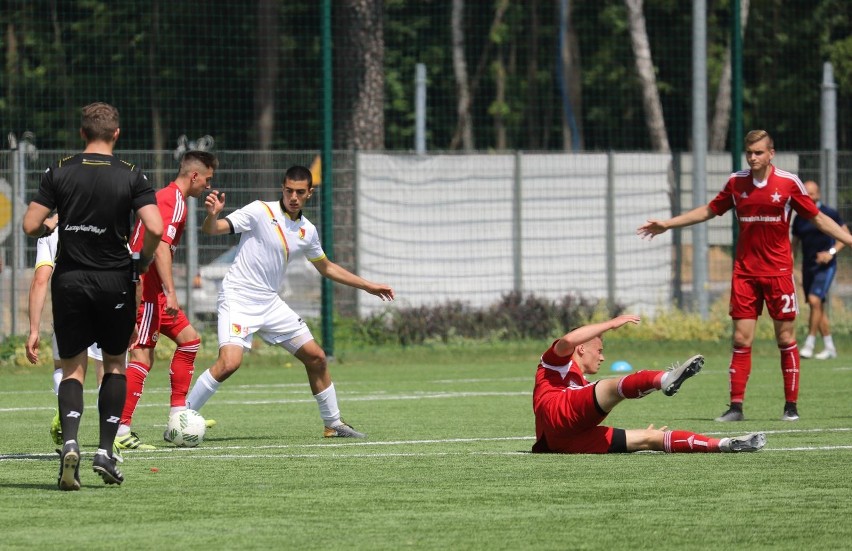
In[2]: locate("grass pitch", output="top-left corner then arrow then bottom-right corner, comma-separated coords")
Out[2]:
1,338 -> 850,550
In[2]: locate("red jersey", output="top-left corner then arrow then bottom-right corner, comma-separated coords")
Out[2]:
532,341 -> 589,412
708,165 -> 818,277
532,340 -> 613,453
130,182 -> 187,301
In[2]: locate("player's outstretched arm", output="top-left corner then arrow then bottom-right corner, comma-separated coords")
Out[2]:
311,257 -> 395,301
637,205 -> 716,240
553,314 -> 641,356
811,213 -> 852,252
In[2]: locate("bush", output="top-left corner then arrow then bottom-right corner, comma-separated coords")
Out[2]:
350,292 -> 624,346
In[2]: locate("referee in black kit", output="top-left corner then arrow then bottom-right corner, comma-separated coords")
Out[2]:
22,102 -> 163,490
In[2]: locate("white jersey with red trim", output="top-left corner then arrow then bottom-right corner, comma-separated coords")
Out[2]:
222,200 -> 325,303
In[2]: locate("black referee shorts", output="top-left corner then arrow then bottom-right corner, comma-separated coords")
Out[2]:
51,269 -> 136,358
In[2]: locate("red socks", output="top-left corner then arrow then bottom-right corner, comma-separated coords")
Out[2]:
779,342 -> 800,404
121,361 -> 151,426
728,346 -> 752,404
728,343 -> 799,405
119,338 -> 200,426
664,430 -> 721,453
170,339 -> 200,408
617,370 -> 664,399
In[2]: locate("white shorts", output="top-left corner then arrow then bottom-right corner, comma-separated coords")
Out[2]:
51,334 -> 103,362
217,294 -> 313,353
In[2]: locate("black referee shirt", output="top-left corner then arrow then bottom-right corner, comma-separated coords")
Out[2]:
33,153 -> 157,272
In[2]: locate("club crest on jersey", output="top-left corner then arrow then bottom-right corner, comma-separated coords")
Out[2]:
299,228 -> 305,240
231,323 -> 249,337
740,191 -> 748,198
771,190 -> 782,202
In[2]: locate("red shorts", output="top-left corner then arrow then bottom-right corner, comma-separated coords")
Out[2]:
132,296 -> 191,349
533,382 -> 615,454
729,273 -> 798,321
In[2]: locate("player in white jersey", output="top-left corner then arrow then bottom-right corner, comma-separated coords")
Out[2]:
25,214 -> 106,446
186,165 -> 394,438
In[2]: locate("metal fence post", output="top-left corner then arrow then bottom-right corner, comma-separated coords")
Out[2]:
512,150 -> 523,294
606,151 -> 616,312
321,0 -> 335,356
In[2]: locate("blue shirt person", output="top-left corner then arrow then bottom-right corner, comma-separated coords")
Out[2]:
791,181 -> 848,359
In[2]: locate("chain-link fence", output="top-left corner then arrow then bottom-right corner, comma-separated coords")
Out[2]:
3,148 -> 852,338
2,1 -> 851,339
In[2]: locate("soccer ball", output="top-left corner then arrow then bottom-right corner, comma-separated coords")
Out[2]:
166,409 -> 206,447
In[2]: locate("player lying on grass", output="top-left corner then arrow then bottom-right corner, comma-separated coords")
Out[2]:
532,314 -> 766,454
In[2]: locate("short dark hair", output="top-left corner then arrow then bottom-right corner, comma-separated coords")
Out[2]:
284,165 -> 313,188
179,150 -> 219,176
81,102 -> 119,142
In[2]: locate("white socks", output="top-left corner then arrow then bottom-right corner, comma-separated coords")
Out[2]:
53,368 -> 63,395
185,372 -> 344,428
185,369 -> 220,412
804,335 -> 816,349
314,383 -> 342,427
823,335 -> 835,350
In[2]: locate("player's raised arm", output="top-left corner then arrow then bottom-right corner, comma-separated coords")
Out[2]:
311,257 -> 395,301
810,212 -> 852,250
637,205 -> 717,239
202,191 -> 232,235
553,315 -> 640,356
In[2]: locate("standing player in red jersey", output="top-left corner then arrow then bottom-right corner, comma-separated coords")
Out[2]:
532,314 -> 766,454
115,151 -> 218,450
637,130 -> 852,422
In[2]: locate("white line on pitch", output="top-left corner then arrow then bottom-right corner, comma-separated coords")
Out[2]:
4,429 -> 852,461
7,446 -> 852,462
0,391 -> 530,413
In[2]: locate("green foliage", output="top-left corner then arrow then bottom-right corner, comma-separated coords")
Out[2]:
330,290 -> 852,350
4,1 -> 850,151
0,335 -> 31,367
341,291 -> 622,347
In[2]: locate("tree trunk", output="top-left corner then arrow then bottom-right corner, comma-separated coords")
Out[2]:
332,0 -> 384,315
49,0 -> 75,148
450,0 -> 511,150
493,57 -> 507,151
559,0 -> 584,151
5,22 -> 19,133
450,0 -> 474,150
624,0 -> 670,152
709,0 -> 750,151
334,0 -> 384,151
147,0 -> 165,185
251,0 -> 279,151
525,0 -> 540,149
